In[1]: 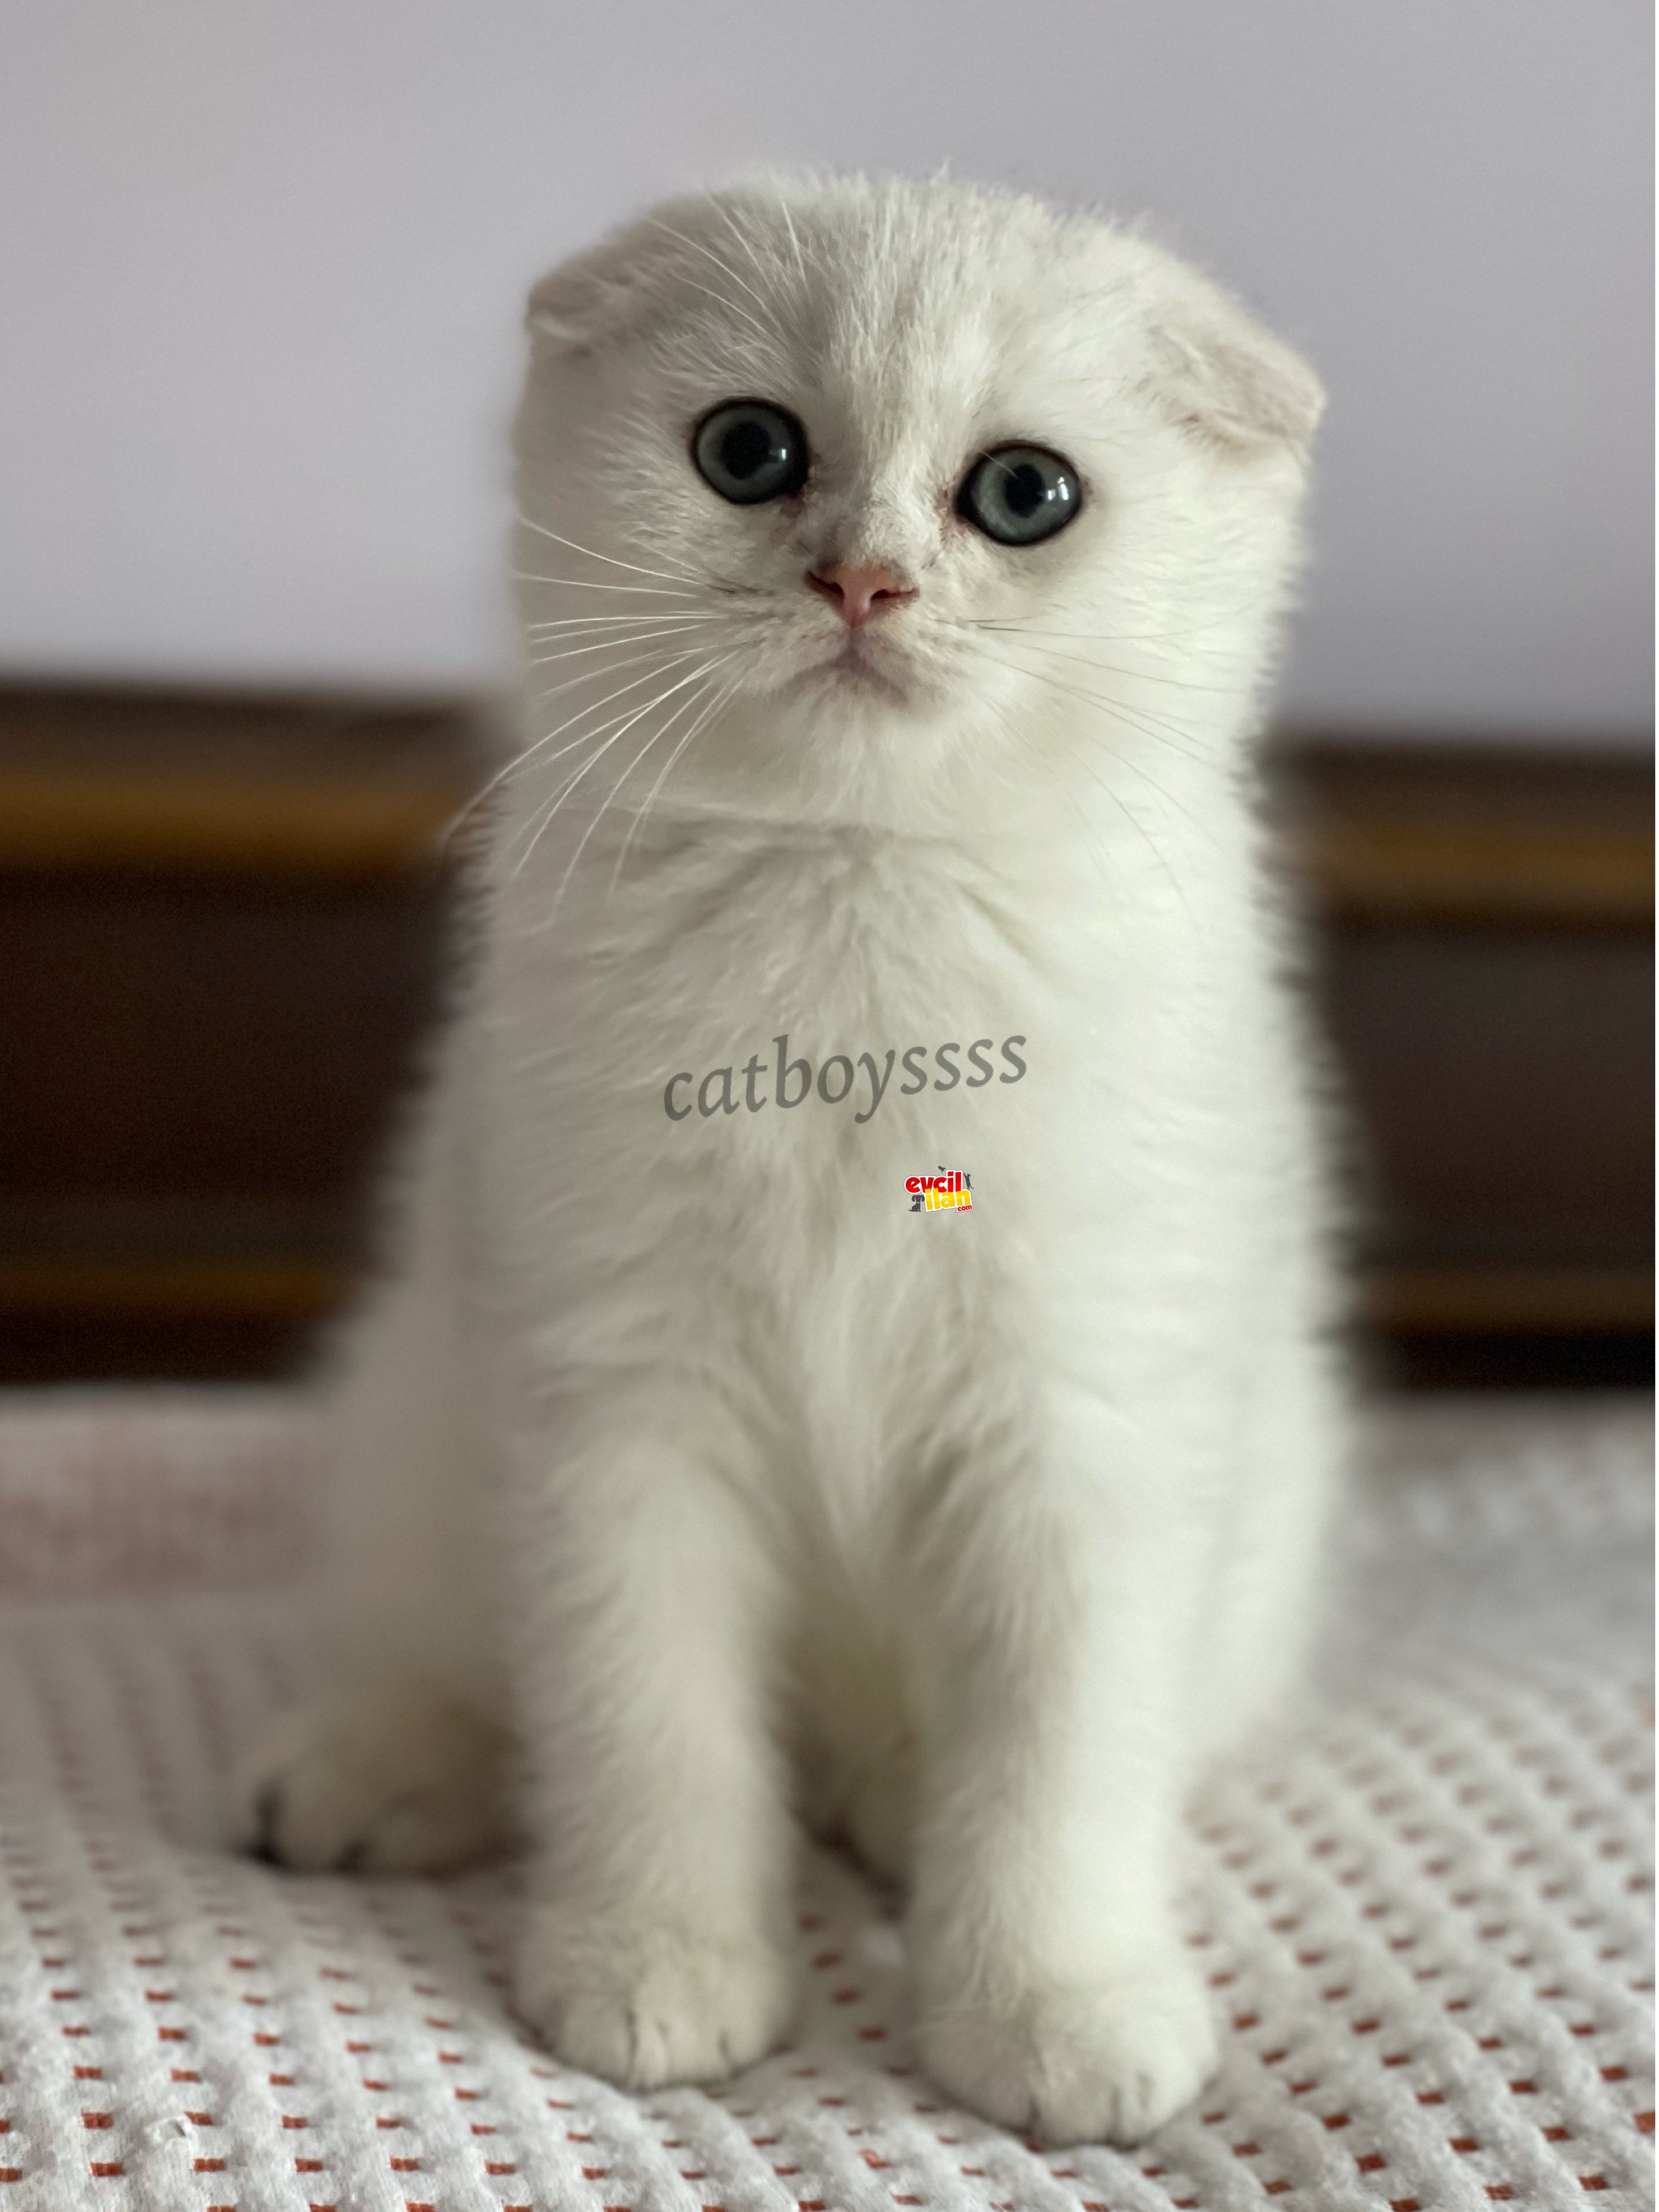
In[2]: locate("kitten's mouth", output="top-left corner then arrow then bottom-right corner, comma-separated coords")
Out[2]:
806,630 -> 912,703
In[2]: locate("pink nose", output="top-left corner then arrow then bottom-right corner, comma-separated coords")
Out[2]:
806,562 -> 917,629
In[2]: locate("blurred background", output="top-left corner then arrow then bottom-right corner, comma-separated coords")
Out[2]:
0,0 -> 1651,1385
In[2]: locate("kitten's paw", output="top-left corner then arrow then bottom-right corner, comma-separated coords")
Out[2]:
232,1675 -> 512,1874
517,1904 -> 794,2087
918,1946 -> 1217,2145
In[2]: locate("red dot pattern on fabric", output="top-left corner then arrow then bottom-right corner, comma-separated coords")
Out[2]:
0,1390 -> 1650,2210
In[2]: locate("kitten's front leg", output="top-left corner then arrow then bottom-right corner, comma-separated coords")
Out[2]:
907,1383 -> 1218,2145
508,1392 -> 797,2088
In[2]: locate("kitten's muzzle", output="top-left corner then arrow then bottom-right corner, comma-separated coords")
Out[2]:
806,562 -> 917,629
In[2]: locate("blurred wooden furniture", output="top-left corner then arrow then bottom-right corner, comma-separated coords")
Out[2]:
0,688 -> 471,1378
0,682 -> 1650,1382
1277,741 -> 1652,1383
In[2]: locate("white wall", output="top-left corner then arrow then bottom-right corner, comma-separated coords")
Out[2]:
1,0 -> 1650,734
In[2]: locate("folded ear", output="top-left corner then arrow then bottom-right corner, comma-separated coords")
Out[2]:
526,194 -> 724,356
1143,269 -> 1324,459
526,234 -> 649,355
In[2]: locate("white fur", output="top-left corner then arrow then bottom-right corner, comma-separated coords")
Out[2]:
238,174 -> 1343,2145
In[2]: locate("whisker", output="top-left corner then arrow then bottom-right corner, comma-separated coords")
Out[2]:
514,513 -> 701,586
528,633 -> 716,699
981,691 -> 1120,905
992,590 -> 1279,651
1102,741 -> 1225,855
1066,687 -> 1221,780
1051,729 -> 1193,917
511,646 -> 713,789
967,625 -> 1235,695
524,641 -> 713,724
523,628 -> 719,670
974,643 -> 1224,859
520,599 -> 715,634
512,571 -> 698,597
511,654 -> 731,892
1035,671 -> 1227,847
979,647 -> 1218,773
442,646 -> 710,846
551,657 -> 738,914
522,612 -> 727,634
505,698 -> 673,882
599,665 -> 733,896
609,663 -> 744,894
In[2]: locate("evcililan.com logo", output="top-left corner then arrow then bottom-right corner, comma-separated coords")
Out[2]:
907,1169 -> 972,1214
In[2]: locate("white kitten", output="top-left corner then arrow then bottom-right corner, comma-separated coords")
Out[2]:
238,174 -> 1342,2146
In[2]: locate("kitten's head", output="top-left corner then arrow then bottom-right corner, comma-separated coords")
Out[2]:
513,175 -> 1321,833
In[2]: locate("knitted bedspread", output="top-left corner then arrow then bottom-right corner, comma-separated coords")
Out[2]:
0,1391 -> 1649,2212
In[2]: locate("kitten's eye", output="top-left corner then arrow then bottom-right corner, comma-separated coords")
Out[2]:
692,400 -> 810,505
956,444 -> 1082,546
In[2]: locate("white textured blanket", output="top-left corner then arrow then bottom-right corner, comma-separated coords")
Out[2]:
0,1393 -> 1650,2211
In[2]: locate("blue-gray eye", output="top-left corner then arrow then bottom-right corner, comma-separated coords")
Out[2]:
692,400 -> 809,504
957,444 -> 1082,546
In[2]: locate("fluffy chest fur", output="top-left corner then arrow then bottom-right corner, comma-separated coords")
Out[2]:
465,770 -> 1274,1523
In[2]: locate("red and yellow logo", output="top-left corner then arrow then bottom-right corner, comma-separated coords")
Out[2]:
906,1169 -> 972,1214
